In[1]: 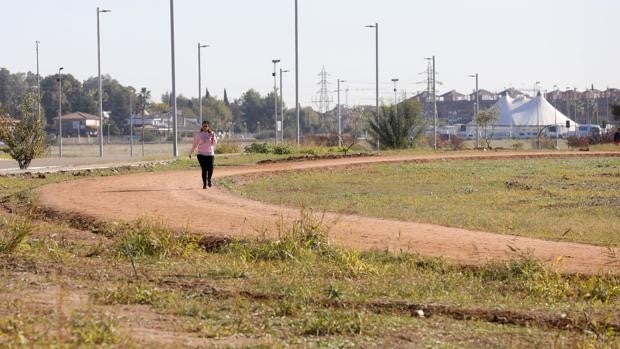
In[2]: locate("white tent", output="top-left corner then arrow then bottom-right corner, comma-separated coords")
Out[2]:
508,93 -> 576,128
487,93 -> 578,138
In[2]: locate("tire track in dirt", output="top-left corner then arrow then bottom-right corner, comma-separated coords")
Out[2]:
35,151 -> 620,275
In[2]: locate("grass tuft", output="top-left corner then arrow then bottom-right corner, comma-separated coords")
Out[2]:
0,215 -> 33,254
302,311 -> 364,336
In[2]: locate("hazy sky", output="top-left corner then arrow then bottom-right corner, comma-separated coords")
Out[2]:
3,0 -> 619,108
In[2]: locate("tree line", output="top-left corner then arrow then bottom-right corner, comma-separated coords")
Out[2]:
0,67 -> 366,138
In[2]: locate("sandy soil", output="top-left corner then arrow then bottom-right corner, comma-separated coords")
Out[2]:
36,151 -> 619,275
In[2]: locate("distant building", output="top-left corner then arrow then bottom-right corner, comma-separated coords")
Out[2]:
52,112 -> 100,136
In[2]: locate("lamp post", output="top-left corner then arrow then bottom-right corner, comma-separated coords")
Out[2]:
198,43 -> 209,124
426,56 -> 437,150
57,67 -> 64,158
535,81 -> 541,149
128,88 -> 134,157
391,78 -> 399,117
295,0 -> 300,145
280,68 -> 290,143
35,41 -> 41,120
97,7 -> 110,158
337,78 -> 346,147
169,0 -> 178,157
469,73 -> 479,147
553,85 -> 559,149
272,59 -> 280,145
365,23 -> 379,150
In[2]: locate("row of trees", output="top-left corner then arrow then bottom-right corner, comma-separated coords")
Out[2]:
0,67 -> 369,138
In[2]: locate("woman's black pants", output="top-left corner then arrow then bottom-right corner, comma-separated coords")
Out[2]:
196,155 -> 214,185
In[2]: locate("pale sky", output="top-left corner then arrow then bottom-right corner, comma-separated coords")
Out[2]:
3,0 -> 619,108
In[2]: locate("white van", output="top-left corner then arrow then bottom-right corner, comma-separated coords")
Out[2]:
576,124 -> 601,137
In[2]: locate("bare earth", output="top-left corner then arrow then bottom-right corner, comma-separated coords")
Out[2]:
36,151 -> 619,275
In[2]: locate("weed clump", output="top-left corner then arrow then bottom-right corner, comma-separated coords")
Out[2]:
225,210 -> 330,262
303,311 -> 364,336
0,215 -> 32,254
111,218 -> 198,259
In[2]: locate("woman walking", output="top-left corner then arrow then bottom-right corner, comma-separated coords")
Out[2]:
189,121 -> 217,189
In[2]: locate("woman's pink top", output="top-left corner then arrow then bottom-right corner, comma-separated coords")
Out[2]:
190,131 -> 217,156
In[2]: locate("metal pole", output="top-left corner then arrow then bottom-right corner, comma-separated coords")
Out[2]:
475,73 -> 479,148
555,89 -> 558,149
129,91 -> 133,157
375,23 -> 379,127
295,0 -> 300,145
198,43 -> 209,124
198,43 -> 202,124
170,0 -> 178,157
36,41 -> 41,121
432,56 -> 437,150
97,7 -> 110,157
366,23 -> 379,151
337,79 -> 342,147
392,78 -> 399,117
272,60 -> 279,145
280,68 -> 288,143
58,67 -> 63,158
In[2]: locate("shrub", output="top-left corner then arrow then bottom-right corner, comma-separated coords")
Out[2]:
112,218 -> 196,259
567,136 -> 590,148
449,135 -> 465,150
0,216 -> 32,254
272,144 -> 293,154
244,142 -> 272,154
215,142 -> 241,154
511,142 -> 524,150
303,311 -> 364,336
224,209 -> 330,262
539,137 -> 556,149
0,94 -> 47,169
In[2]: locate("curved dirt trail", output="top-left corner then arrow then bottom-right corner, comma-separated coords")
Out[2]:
36,151 -> 619,274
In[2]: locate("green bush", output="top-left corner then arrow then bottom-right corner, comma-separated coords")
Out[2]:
112,218 -> 196,259
215,142 -> 241,154
0,216 -> 32,254
272,144 -> 293,154
244,142 -> 272,154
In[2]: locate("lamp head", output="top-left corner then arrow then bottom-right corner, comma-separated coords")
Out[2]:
365,24 -> 376,28
100,9 -> 111,13
272,59 -> 280,64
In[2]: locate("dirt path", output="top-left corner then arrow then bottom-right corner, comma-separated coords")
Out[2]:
36,151 -> 619,274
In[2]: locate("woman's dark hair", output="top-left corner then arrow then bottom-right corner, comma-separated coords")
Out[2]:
199,121 -> 210,131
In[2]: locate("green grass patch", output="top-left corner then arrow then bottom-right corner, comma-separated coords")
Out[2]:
230,157 -> 620,246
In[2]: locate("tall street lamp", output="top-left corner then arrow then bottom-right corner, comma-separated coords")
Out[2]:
553,85 -> 559,149
469,73 -> 479,147
272,59 -> 280,145
35,41 -> 41,120
365,22 -> 379,149
170,0 -> 178,157
295,0 -> 300,145
337,78 -> 346,147
391,78 -> 399,117
198,43 -> 209,124
280,68 -> 290,143
535,81 -> 541,149
426,56 -> 437,150
57,67 -> 64,158
97,7 -> 110,158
